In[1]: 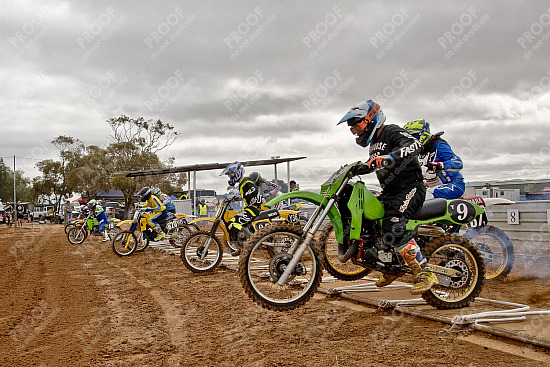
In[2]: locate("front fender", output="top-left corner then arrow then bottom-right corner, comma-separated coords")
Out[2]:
189,217 -> 230,242
267,191 -> 345,243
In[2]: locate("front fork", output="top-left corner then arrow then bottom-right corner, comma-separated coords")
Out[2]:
276,194 -> 340,286
199,218 -> 222,260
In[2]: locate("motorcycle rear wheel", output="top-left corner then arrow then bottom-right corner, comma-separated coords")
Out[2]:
318,223 -> 371,281
422,235 -> 485,309
463,225 -> 513,282
64,222 -> 76,234
169,224 -> 195,248
67,226 -> 88,245
112,231 -> 137,256
239,223 -> 322,311
180,231 -> 223,273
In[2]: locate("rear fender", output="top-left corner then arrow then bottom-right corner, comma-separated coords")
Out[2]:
267,191 -> 345,243
407,199 -> 485,230
483,198 -> 515,206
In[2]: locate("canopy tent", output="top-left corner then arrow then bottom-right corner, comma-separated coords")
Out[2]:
113,156 -> 307,213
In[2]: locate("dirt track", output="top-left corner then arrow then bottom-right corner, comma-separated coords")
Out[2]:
1,225 -> 549,367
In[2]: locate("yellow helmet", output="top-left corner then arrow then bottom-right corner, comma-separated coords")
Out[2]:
403,119 -> 432,145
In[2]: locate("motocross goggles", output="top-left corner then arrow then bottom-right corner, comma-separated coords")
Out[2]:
349,103 -> 380,136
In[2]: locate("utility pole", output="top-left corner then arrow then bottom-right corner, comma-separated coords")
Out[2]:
13,155 -> 17,226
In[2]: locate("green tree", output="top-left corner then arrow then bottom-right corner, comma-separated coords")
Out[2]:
105,116 -> 180,218
67,145 -> 110,200
0,159 -> 30,203
32,136 -> 84,213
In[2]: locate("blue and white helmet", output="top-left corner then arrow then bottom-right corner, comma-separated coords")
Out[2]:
337,99 -> 386,147
87,199 -> 97,209
221,161 -> 244,187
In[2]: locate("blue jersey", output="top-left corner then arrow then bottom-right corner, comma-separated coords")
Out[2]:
419,138 -> 464,188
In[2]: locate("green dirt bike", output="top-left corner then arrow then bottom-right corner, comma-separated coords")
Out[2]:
67,211 -> 120,245
239,160 -> 486,311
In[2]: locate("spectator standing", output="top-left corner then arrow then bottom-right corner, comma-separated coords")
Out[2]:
199,199 -> 208,218
5,203 -> 13,227
174,189 -> 188,200
16,201 -> 25,227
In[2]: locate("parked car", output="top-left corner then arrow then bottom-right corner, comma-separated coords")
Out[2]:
31,205 -> 64,223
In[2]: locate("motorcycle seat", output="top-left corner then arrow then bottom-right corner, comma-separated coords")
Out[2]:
255,208 -> 279,221
411,198 -> 447,220
158,212 -> 176,224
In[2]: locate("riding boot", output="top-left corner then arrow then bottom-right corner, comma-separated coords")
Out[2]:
102,231 -> 109,242
153,226 -> 166,241
228,223 -> 243,256
398,239 -> 438,295
375,273 -> 402,287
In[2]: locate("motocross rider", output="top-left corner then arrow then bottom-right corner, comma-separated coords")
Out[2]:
403,119 -> 465,200
221,161 -> 262,256
338,99 -> 438,294
87,199 -> 110,242
249,171 -> 281,204
137,186 -> 167,241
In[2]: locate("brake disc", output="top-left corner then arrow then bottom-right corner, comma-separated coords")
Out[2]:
269,253 -> 295,283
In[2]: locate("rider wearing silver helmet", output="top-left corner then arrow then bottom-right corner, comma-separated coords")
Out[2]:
221,161 -> 262,255
338,99 -> 437,294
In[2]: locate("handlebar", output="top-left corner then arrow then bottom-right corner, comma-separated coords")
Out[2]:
353,157 -> 394,176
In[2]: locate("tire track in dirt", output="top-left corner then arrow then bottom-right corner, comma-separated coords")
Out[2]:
2,225 -> 549,367
0,226 -> 109,366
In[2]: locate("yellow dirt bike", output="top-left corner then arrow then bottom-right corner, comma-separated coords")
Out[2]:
112,210 -> 198,256
180,196 -> 301,273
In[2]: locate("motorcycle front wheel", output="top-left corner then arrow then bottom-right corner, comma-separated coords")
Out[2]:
134,231 -> 150,252
67,226 -> 88,245
238,223 -> 322,311
112,231 -> 137,256
422,235 -> 485,309
463,225 -> 514,282
318,223 -> 371,281
180,231 -> 223,273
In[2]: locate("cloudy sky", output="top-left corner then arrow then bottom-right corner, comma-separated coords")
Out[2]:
2,1 -> 550,193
